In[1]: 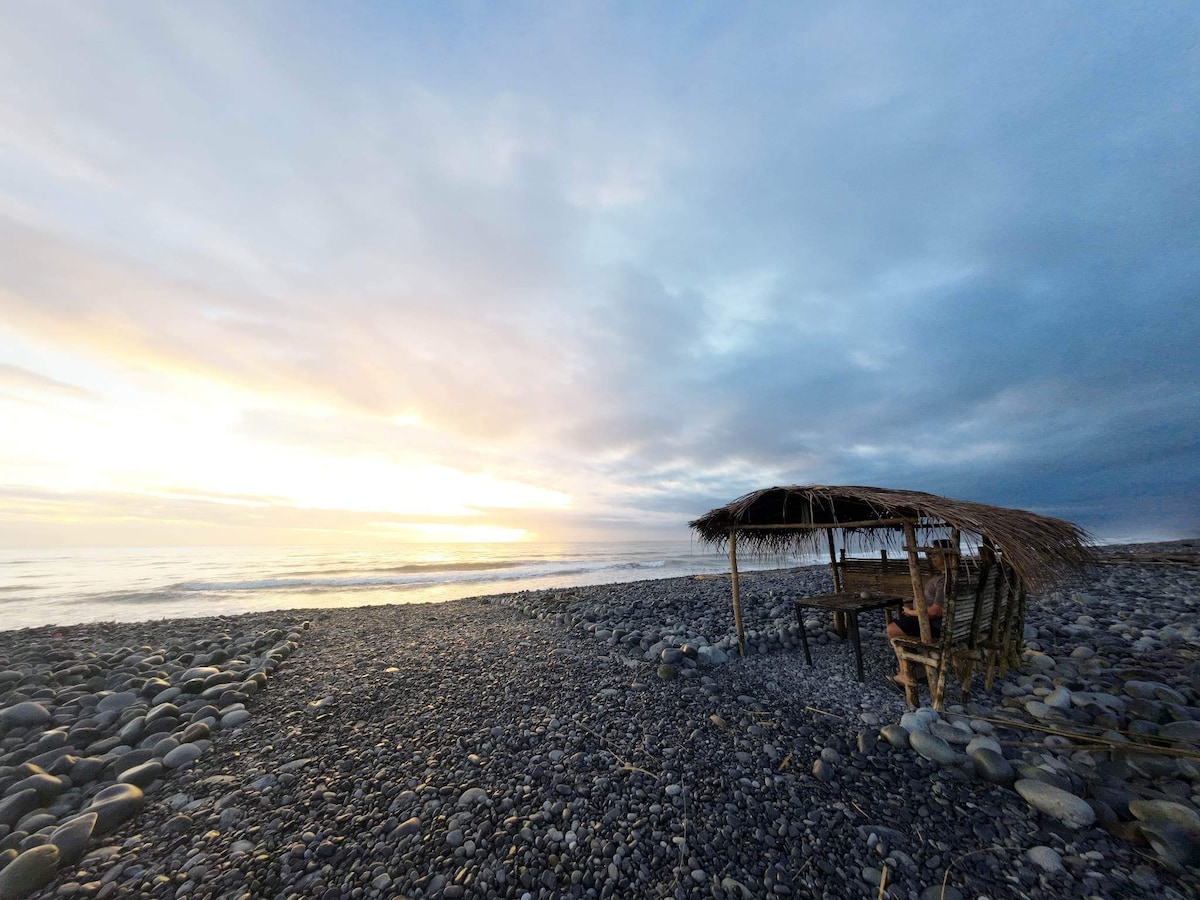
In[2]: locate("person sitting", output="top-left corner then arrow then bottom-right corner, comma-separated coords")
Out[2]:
886,539 -> 954,686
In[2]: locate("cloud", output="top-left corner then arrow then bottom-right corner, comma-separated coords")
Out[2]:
0,3 -> 1196,544
0,363 -> 95,401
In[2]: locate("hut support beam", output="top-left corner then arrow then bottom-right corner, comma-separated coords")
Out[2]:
902,521 -> 931,644
826,530 -> 842,592
729,531 -> 745,657
827,530 -> 847,637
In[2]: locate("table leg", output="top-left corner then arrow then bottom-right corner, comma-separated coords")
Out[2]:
796,605 -> 813,666
849,613 -> 865,682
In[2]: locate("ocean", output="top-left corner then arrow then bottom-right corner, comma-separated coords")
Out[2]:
0,541 -> 817,632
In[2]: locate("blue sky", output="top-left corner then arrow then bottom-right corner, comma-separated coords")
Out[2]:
0,2 -> 1196,545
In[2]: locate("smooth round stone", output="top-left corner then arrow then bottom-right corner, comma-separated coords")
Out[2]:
696,646 -> 728,665
9,773 -> 66,801
1159,720 -> 1200,746
34,730 -> 68,751
69,757 -> 107,785
1024,701 -> 1051,719
1129,799 -> 1200,840
1016,763 -> 1072,792
660,648 -> 683,666
1127,698 -> 1167,724
116,717 -> 146,746
393,817 -> 421,839
929,722 -> 971,746
971,748 -> 1015,786
0,702 -> 51,728
83,783 -> 144,835
1026,845 -> 1063,872
919,886 -> 962,900
1015,779 -> 1096,829
1123,801 -> 1200,868
49,812 -> 96,866
163,743 -> 203,769
880,724 -> 910,749
899,712 -> 932,733
856,731 -> 879,755
179,667 -> 220,683
220,710 -> 250,728
909,730 -> 961,765
1127,753 -> 1181,780
180,721 -> 211,742
149,685 -> 182,706
656,665 -> 677,681
145,702 -> 179,724
118,760 -> 164,788
1139,821 -> 1200,869
1044,687 -> 1072,710
457,787 -> 488,807
965,736 -> 1001,757
0,844 -> 59,899
812,759 -> 834,783
1124,680 -> 1186,704
95,691 -> 139,714
0,791 -> 40,829
17,813 -> 57,838
152,737 -> 180,757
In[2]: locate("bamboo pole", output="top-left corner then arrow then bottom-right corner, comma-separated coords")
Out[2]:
727,518 -> 913,530
729,530 -> 745,657
826,530 -> 842,592
826,530 -> 847,635
903,521 -> 931,644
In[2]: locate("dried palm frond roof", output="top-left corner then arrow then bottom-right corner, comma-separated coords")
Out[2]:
689,484 -> 1095,589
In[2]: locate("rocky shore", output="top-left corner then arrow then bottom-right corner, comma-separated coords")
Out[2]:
0,542 -> 1196,899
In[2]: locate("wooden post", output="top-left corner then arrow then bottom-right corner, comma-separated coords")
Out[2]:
902,521 -> 931,643
729,531 -> 745,657
828,530 -> 846,636
944,528 -> 961,614
881,547 -> 893,625
826,530 -> 842,592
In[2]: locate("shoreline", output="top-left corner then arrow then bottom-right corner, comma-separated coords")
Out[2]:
0,542 -> 1195,898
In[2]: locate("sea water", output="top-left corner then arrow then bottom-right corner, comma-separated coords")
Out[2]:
0,541 -> 816,631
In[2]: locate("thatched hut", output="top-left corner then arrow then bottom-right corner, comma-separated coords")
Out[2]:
689,484 -> 1094,706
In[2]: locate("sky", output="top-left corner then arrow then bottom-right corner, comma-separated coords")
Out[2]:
0,2 -> 1197,547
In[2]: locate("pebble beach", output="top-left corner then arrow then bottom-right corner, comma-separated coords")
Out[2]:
0,542 -> 1197,900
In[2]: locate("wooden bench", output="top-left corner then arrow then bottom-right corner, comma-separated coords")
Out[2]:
828,553 -> 932,635
838,552 -> 932,597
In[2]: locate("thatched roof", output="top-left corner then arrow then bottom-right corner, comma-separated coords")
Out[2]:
689,484 -> 1095,590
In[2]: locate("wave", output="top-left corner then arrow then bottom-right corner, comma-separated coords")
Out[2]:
55,557 -> 710,606
282,560 -> 527,578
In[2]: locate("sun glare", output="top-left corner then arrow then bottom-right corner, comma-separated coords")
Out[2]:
0,360 -> 570,543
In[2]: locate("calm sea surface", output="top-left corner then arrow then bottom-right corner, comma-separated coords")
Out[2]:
0,541 -> 817,631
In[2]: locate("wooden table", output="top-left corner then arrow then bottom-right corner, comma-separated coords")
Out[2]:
794,592 -> 904,682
